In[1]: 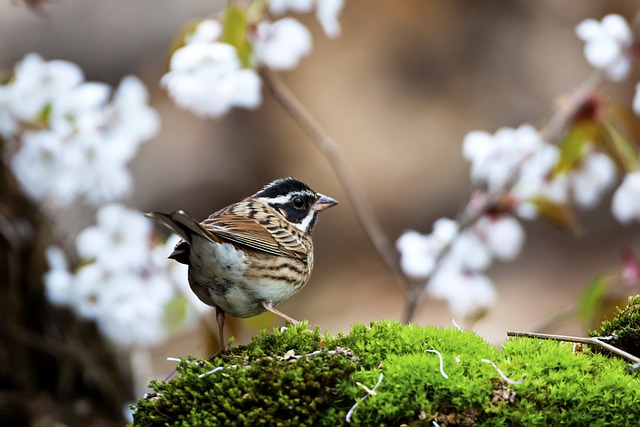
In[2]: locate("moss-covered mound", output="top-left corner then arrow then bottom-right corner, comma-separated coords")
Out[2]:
133,320 -> 640,426
589,294 -> 640,359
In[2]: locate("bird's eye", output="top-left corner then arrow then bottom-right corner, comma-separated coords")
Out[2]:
293,197 -> 305,208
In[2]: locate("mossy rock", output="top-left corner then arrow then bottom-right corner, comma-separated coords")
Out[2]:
133,320 -> 640,426
589,294 -> 640,358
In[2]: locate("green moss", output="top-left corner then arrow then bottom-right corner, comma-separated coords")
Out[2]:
589,294 -> 640,358
134,320 -> 640,426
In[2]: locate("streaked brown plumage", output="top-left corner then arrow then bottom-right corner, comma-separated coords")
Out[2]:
146,178 -> 337,348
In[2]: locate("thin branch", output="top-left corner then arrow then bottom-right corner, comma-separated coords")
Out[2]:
507,330 -> 640,365
415,71 -> 605,306
260,68 -> 419,322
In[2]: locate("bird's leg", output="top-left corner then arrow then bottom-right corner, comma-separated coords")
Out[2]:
261,301 -> 299,325
216,308 -> 226,350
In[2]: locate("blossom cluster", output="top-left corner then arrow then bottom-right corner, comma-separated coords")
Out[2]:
161,0 -> 344,117
574,15 -> 640,224
44,204 -> 207,348
397,14 -> 640,317
0,53 -> 159,206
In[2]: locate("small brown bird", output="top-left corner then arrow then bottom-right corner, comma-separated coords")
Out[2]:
146,178 -> 337,348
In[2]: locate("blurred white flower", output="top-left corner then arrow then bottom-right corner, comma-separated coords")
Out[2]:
43,246 -> 73,307
186,19 -> 223,44
106,75 -> 160,151
72,263 -> 109,319
11,130 -> 73,202
3,54 -> 159,206
463,124 -> 548,193
427,263 -> 496,317
268,0 -> 344,38
448,230 -> 491,271
316,0 -> 344,38
269,0 -> 314,15
161,42 -> 261,117
509,143 -> 565,218
7,53 -> 84,122
396,218 -> 458,278
49,82 -> 111,137
634,83 -> 640,116
475,215 -> 525,261
43,207 -> 201,348
97,272 -> 174,347
253,18 -> 312,70
575,14 -> 633,81
570,149 -> 616,209
76,203 -> 152,271
612,171 -> 640,224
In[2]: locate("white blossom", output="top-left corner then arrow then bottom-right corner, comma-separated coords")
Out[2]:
396,218 -> 458,278
269,0 -> 314,16
106,75 -> 160,152
76,203 -> 152,271
475,215 -> 525,261
448,230 -> 492,271
42,207 -> 201,348
575,14 -> 633,81
633,82 -> 640,116
570,150 -> 616,209
43,246 -> 73,307
186,19 -> 223,44
612,171 -> 640,224
316,0 -> 344,38
463,124 -> 548,193
427,263 -> 496,316
268,0 -> 344,38
161,42 -> 261,117
7,53 -> 84,123
253,18 -> 312,71
3,54 -> 159,206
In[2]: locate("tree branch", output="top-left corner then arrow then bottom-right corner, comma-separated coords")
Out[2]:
259,68 -> 419,322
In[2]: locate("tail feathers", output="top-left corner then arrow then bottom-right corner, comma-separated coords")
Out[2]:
145,210 -> 216,244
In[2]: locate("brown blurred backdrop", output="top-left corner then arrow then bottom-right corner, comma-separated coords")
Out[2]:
3,0 -> 640,358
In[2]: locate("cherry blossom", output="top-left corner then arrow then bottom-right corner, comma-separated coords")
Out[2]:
43,205 -> 196,348
575,14 -> 634,81
463,124 -> 548,193
634,83 -> 640,116
76,203 -> 153,271
252,18 -> 312,70
612,171 -> 640,224
1,54 -> 159,206
268,0 -> 344,38
427,263 -> 496,316
396,218 -> 458,278
160,42 -> 261,118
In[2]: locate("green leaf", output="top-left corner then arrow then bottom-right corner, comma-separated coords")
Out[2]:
603,121 -> 640,173
575,276 -> 607,325
529,196 -> 581,235
222,7 -> 252,68
553,126 -> 589,175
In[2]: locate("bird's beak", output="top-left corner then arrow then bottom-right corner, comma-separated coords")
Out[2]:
312,194 -> 338,211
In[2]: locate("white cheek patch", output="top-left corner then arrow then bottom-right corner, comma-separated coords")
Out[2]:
293,212 -> 316,232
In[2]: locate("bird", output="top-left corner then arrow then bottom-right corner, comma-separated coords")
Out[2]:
145,177 -> 338,349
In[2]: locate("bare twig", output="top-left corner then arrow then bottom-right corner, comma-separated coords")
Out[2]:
260,69 -> 419,322
507,330 -> 640,366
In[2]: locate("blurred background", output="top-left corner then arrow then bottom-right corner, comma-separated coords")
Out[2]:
2,0 -> 640,424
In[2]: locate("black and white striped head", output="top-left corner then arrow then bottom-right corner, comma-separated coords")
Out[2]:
253,177 -> 338,234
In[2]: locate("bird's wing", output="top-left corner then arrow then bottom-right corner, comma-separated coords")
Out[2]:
202,203 -> 309,259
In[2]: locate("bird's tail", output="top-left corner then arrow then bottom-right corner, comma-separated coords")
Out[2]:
145,210 -> 216,244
